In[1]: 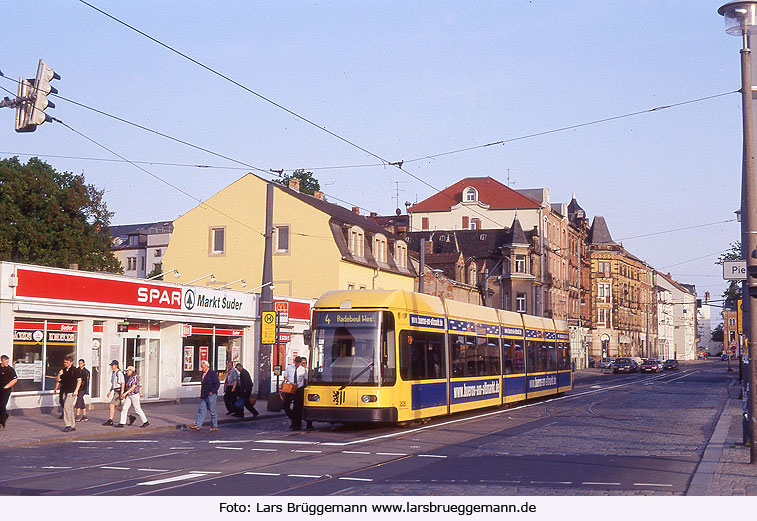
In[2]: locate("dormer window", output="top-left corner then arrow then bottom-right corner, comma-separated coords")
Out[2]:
468,263 -> 477,285
395,241 -> 408,269
349,227 -> 364,257
373,234 -> 387,263
464,187 -> 478,202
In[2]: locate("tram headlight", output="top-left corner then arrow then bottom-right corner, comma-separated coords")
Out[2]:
361,394 -> 377,403
307,394 -> 320,402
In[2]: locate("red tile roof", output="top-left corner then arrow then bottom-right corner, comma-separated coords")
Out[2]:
408,177 -> 542,213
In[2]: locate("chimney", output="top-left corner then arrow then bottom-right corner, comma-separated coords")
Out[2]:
314,191 -> 324,200
705,291 -> 710,303
424,240 -> 433,255
288,178 -> 300,192
352,206 -> 360,215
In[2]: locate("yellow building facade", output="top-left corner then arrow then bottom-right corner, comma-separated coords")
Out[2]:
161,174 -> 415,298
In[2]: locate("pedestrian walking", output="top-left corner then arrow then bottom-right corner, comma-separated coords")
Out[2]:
75,359 -> 90,422
235,363 -> 259,418
291,357 -> 309,431
300,359 -> 313,430
115,366 -> 149,428
0,354 -> 18,430
189,360 -> 220,431
223,361 -> 239,415
282,356 -> 301,427
56,355 -> 81,432
103,360 -> 125,426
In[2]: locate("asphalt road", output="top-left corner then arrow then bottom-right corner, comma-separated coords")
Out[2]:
0,361 -> 733,496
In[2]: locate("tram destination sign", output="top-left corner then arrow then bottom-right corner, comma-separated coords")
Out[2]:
317,311 -> 378,328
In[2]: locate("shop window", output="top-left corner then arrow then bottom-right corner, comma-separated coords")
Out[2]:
12,320 -> 77,392
182,325 -> 243,383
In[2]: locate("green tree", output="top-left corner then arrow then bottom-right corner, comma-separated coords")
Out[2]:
711,323 -> 724,343
276,169 -> 321,196
0,157 -> 121,272
716,241 -> 742,305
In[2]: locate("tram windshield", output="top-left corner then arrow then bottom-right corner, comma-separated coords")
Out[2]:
310,310 -> 395,386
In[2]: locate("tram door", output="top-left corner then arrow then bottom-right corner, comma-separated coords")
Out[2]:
124,338 -> 160,399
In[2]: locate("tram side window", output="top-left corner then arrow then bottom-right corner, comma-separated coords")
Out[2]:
548,342 -> 557,371
381,312 -> 396,385
502,339 -> 526,375
557,342 -> 571,370
526,340 -> 544,373
399,331 -> 445,381
485,337 -> 500,375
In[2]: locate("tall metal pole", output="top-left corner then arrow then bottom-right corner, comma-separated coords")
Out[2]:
259,182 -> 275,400
738,31 -> 757,463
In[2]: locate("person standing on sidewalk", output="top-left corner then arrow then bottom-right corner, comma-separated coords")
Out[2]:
235,362 -> 259,418
115,366 -> 149,428
189,360 -> 220,431
56,355 -> 81,432
291,357 -> 309,431
282,356 -> 301,427
0,355 -> 18,430
52,368 -> 64,419
223,361 -> 239,416
74,359 -> 90,422
103,360 -> 125,426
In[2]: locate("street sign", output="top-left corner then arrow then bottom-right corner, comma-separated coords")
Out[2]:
275,301 -> 289,325
261,311 -> 276,344
723,260 -> 747,280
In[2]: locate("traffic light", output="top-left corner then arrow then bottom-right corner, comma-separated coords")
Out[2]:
14,59 -> 59,132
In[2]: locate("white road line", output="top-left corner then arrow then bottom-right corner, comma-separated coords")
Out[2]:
288,474 -> 322,478
664,371 -> 700,384
215,447 -> 244,450
582,482 -> 620,486
376,452 -> 407,456
319,377 -> 655,447
137,468 -> 168,472
100,466 -> 130,470
244,472 -> 281,476
255,439 -> 317,445
137,473 -> 203,486
113,440 -> 158,443
339,477 -> 373,482
530,480 -> 572,485
480,480 -> 521,484
293,450 -> 322,453
342,450 -> 371,455
190,470 -> 221,474
41,466 -> 72,469
251,448 -> 278,452
634,483 -> 673,487
417,454 -> 447,458
169,447 -> 186,450
209,440 -> 255,444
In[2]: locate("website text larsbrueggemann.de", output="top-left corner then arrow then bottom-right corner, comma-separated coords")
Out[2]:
221,501 -> 537,516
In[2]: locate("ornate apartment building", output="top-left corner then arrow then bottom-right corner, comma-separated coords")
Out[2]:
586,216 -> 657,359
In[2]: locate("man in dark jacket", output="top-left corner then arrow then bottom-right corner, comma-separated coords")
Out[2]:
189,360 -> 220,431
234,363 -> 259,418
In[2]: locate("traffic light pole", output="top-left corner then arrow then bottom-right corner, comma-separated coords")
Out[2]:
738,32 -> 757,463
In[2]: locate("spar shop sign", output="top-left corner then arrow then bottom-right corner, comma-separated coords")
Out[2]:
14,267 -> 254,318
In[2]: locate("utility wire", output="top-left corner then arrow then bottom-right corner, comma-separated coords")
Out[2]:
0,73 -> 370,213
615,218 -> 738,242
661,249 -> 731,269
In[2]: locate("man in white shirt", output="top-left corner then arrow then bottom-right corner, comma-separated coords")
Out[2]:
292,358 -> 313,430
282,356 -> 301,429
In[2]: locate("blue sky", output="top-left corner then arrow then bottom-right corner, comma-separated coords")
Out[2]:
1,1 -> 745,306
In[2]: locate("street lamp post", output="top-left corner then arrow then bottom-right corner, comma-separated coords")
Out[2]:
719,1 -> 757,463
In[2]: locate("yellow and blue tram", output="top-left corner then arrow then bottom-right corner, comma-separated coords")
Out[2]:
303,290 -> 572,424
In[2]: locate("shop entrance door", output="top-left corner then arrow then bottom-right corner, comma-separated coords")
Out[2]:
124,338 -> 160,399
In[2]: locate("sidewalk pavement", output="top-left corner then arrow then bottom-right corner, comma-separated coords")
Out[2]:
0,396 -> 285,449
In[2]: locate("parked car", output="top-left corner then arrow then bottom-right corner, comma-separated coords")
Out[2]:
597,357 -> 614,369
612,357 -> 638,374
663,359 -> 680,370
640,359 -> 662,373
588,356 -> 595,368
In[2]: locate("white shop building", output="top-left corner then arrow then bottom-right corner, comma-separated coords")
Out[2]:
0,262 -> 313,411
